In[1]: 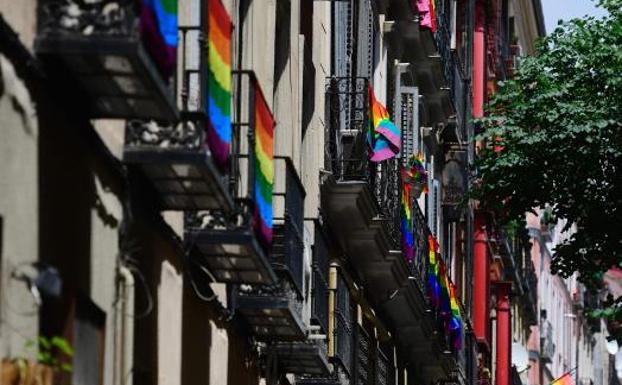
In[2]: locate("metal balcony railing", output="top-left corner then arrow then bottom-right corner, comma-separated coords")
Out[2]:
324,76 -> 402,246
312,223 -> 330,334
375,348 -> 392,385
334,273 -> 353,377
272,157 -> 306,296
541,321 -> 556,362
354,325 -> 371,385
36,0 -> 178,120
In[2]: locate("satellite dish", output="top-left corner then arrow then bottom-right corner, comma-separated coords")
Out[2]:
512,342 -> 529,372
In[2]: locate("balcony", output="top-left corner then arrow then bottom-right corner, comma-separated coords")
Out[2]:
123,26 -> 233,211
312,222 -> 330,335
322,76 -> 409,306
272,339 -> 330,377
183,71 -> 277,285
36,0 -> 178,120
333,273 -> 354,381
235,155 -> 307,341
380,204 -> 459,383
541,321 -> 556,363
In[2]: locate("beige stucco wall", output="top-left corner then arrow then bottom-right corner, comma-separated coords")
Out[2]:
0,53 -> 39,359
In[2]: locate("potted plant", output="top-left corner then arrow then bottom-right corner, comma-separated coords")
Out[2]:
1,336 -> 73,385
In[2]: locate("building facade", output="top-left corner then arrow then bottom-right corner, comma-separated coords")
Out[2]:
0,1 -> 604,385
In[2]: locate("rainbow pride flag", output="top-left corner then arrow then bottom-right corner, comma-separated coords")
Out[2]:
427,235 -> 441,308
449,283 -> 463,350
368,85 -> 401,162
415,0 -> 437,33
551,372 -> 575,385
206,0 -> 232,169
253,82 -> 275,248
439,259 -> 451,318
140,0 -> 178,79
400,175 -> 414,262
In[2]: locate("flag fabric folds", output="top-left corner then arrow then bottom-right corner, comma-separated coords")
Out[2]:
415,0 -> 437,33
253,83 -> 275,248
206,0 -> 233,170
427,235 -> 441,308
368,85 -> 401,162
140,0 -> 178,78
401,174 -> 415,262
449,283 -> 463,350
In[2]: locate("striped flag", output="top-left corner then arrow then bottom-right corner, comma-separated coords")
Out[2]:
206,0 -> 233,170
368,85 -> 401,162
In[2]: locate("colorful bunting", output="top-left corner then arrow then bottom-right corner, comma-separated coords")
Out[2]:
206,0 -> 233,169
140,0 -> 178,78
368,85 -> 401,162
253,82 -> 275,248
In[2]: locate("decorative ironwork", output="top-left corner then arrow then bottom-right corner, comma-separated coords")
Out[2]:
354,325 -> 371,385
375,349 -> 389,385
325,76 -> 402,247
38,0 -> 135,37
125,118 -> 203,149
312,223 -> 330,333
334,273 -> 353,376
272,158 -> 306,295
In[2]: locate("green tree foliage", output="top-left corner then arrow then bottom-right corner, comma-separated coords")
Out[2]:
473,1 -> 622,310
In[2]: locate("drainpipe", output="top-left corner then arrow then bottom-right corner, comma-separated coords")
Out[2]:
115,265 -> 135,385
472,0 -> 486,119
495,282 -> 512,385
474,213 -> 490,349
328,262 -> 338,358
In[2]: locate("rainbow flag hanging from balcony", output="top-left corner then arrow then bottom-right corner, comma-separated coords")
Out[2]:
427,235 -> 441,308
206,0 -> 233,170
368,85 -> 401,162
253,83 -> 275,248
400,176 -> 414,262
140,0 -> 178,78
415,0 -> 437,33
449,283 -> 463,350
439,259 -> 451,318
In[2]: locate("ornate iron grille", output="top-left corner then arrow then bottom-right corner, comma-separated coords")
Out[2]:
325,75 -> 402,247
409,203 -> 431,296
354,325 -> 371,385
312,224 -> 330,333
335,273 -> 353,376
375,348 -> 391,385
38,0 -> 136,38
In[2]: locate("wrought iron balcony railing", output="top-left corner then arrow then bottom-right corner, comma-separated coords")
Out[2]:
334,273 -> 353,378
324,76 -> 402,247
541,321 -> 556,363
312,222 -> 330,334
354,325 -> 371,385
183,71 -> 277,286
375,348 -> 393,385
36,0 -> 178,120
272,157 -> 306,296
123,25 -> 234,212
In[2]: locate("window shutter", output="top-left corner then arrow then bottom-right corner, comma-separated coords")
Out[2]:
356,0 -> 374,78
398,86 -> 419,165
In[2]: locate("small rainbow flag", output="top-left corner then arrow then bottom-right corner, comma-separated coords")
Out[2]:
206,0 -> 232,170
449,283 -> 463,350
550,371 -> 576,385
427,235 -> 441,308
368,85 -> 401,162
400,174 -> 414,262
140,0 -> 178,79
253,82 -> 275,248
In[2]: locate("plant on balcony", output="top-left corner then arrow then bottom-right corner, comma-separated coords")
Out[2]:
1,336 -> 73,385
473,0 -> 622,321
